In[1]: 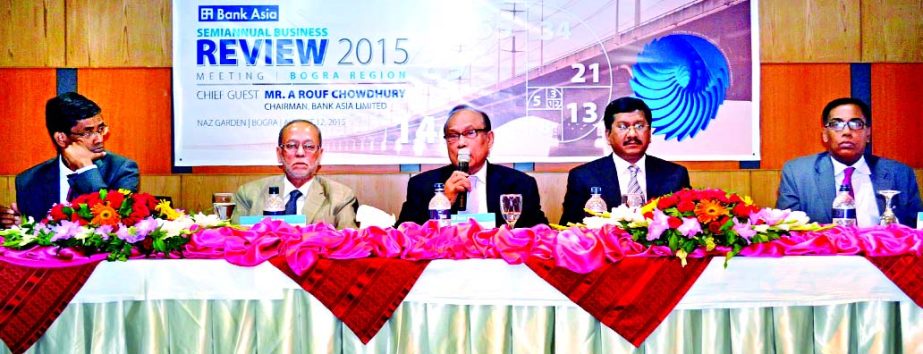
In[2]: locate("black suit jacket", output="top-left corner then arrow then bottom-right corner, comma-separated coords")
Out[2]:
559,154 -> 690,225
15,152 -> 140,221
397,162 -> 548,228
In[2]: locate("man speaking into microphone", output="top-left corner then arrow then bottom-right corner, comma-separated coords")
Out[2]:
397,105 -> 548,228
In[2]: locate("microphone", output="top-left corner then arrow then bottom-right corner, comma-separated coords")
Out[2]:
456,148 -> 470,211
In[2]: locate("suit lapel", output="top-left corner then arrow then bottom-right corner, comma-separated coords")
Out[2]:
644,157 -> 661,198
600,155 -> 621,205
814,154 -> 836,221
485,163 -> 500,214
301,177 -> 327,222
867,155 -> 889,212
38,159 -> 60,210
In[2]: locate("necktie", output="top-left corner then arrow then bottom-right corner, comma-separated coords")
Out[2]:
842,166 -> 855,198
466,176 -> 479,213
284,190 -> 302,215
627,165 -> 643,198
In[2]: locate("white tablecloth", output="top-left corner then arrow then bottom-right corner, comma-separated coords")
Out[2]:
72,256 -> 911,308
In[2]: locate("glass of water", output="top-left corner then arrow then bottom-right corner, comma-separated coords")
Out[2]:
500,194 -> 522,228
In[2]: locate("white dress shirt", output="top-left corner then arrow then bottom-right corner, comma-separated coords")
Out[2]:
282,177 -> 315,214
612,154 -> 648,198
831,156 -> 879,227
465,166 -> 488,213
58,156 -> 98,203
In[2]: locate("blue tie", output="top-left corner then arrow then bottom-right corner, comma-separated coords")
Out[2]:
284,190 -> 302,215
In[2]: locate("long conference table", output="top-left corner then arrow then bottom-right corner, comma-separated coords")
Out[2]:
2,256 -> 920,354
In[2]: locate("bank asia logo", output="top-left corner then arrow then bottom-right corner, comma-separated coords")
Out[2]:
199,5 -> 279,22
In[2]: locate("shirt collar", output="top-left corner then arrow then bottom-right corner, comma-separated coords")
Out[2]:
471,162 -> 488,182
612,154 -> 647,174
58,155 -> 76,175
830,155 -> 871,176
283,176 -> 314,197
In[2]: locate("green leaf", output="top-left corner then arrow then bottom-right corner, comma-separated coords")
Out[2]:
99,189 -> 108,200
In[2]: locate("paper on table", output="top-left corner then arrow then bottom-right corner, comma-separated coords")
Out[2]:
356,204 -> 396,229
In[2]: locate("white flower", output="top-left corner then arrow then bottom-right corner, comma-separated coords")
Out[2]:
19,232 -> 38,246
753,224 -> 770,233
782,210 -> 810,226
583,216 -> 617,229
158,216 -> 195,239
192,212 -> 222,227
74,226 -> 93,240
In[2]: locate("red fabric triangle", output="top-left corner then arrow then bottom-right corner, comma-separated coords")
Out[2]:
270,256 -> 430,343
526,257 -> 710,347
865,255 -> 923,307
0,260 -> 101,354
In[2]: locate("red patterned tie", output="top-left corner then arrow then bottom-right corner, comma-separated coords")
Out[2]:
842,167 -> 855,198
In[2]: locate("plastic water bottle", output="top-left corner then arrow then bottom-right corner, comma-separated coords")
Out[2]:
831,184 -> 857,226
584,186 -> 608,214
263,186 -> 285,215
428,183 -> 452,227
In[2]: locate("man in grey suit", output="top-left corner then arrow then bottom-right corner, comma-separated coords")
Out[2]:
231,120 -> 358,229
777,97 -> 922,227
0,92 -> 139,228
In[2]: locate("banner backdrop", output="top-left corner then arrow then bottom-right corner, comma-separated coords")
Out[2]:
173,0 -> 758,166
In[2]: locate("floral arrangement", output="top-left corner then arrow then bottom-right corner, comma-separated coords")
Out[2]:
0,189 -> 228,261
573,189 -> 824,264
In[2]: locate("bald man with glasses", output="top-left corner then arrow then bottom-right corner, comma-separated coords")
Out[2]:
230,119 -> 358,229
0,92 -> 139,228
777,97 -> 922,227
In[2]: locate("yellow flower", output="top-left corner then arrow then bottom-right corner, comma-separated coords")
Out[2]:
155,200 -> 182,220
91,204 -> 121,226
742,195 -> 753,206
640,199 -> 658,215
676,249 -> 688,267
694,199 -> 728,224
118,188 -> 133,196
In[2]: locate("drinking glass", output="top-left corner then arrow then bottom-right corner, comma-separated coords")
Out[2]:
213,192 -> 236,221
500,194 -> 522,228
622,193 -> 646,209
878,190 -> 900,225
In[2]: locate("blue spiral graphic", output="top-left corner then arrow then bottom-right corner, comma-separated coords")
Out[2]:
630,34 -> 730,141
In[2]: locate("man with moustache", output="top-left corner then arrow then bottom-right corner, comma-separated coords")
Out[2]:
559,97 -> 690,225
231,119 -> 358,229
777,97 -> 922,227
397,105 -> 548,228
0,92 -> 139,228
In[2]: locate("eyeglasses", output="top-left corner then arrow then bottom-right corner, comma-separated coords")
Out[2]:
279,142 -> 319,154
614,123 -> 648,134
68,124 -> 109,140
444,128 -> 488,142
825,118 -> 867,131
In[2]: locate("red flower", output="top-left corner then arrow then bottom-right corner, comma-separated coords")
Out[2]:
667,216 -> 683,229
728,194 -> 743,204
708,221 -> 723,234
134,193 -> 159,211
643,211 -> 654,220
657,195 -> 679,210
732,203 -> 753,217
676,199 -> 695,213
122,204 -> 151,227
104,192 -> 126,211
49,204 -> 69,222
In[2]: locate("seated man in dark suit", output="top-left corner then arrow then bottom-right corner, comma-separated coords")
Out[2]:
559,97 -> 690,225
777,97 -> 922,227
0,92 -> 139,228
397,105 -> 548,228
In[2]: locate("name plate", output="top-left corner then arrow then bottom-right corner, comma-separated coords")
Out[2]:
451,213 -> 496,229
239,214 -> 307,226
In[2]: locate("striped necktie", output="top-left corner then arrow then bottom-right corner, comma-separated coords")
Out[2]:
627,165 -> 642,197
